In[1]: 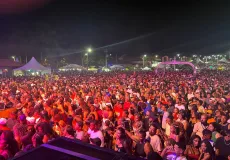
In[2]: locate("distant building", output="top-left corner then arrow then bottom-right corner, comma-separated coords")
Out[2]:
0,59 -> 22,76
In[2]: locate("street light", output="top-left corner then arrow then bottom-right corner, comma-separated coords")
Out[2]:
177,54 -> 180,57
155,55 -> 158,58
11,56 -> 15,61
85,48 -> 92,69
87,48 -> 92,53
143,55 -> 147,68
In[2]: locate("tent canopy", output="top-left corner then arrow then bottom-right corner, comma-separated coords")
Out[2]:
14,57 -> 48,71
219,57 -> 230,63
155,60 -> 196,74
59,64 -> 86,70
110,65 -> 124,70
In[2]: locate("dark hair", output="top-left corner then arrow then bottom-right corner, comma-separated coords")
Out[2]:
189,135 -> 201,147
139,130 -> 146,138
32,133 -> 43,147
76,121 -> 83,128
201,139 -> 215,158
66,125 -> 75,137
1,130 -> 19,156
117,127 -> 126,140
202,129 -> 212,136
129,107 -> 135,115
36,122 -> 53,135
90,138 -> 101,147
179,110 -> 186,119
175,142 -> 186,150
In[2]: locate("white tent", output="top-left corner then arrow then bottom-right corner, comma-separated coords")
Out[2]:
14,57 -> 51,75
59,64 -> 86,71
110,65 -> 124,70
142,67 -> 151,70
155,60 -> 196,74
219,57 -> 230,63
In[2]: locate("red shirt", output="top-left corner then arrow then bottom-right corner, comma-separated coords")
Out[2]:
114,105 -> 123,119
123,102 -> 131,111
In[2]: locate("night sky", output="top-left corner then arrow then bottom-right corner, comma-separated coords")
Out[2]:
0,0 -> 230,62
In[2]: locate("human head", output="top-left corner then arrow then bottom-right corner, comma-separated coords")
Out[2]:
225,130 -> 230,141
32,133 -> 43,148
200,139 -> 214,155
200,114 -> 207,124
64,125 -> 75,137
89,120 -> 98,131
178,110 -> 186,120
202,129 -> 212,140
166,115 -> 173,125
221,114 -> 228,124
116,127 -> 126,140
208,122 -> 218,132
90,138 -> 101,147
148,124 -> 157,136
166,138 -> 176,147
189,135 -> 201,148
138,130 -> 146,142
75,121 -> 83,131
174,142 -> 185,156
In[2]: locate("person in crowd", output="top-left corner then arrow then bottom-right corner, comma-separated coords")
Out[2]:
192,114 -> 208,138
114,127 -> 132,154
215,129 -> 230,160
146,124 -> 163,153
6,111 -> 18,130
184,135 -> 201,160
207,122 -> 222,143
87,120 -> 104,147
74,121 -> 84,141
199,139 -> 215,160
0,69 -> 229,159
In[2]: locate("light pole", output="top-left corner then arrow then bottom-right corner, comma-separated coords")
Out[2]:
85,48 -> 92,69
105,49 -> 108,68
143,55 -> 147,68
11,56 -> 15,61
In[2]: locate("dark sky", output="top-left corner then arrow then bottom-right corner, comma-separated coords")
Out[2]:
0,0 -> 230,61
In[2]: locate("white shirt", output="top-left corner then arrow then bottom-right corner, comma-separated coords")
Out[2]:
146,132 -> 162,152
162,111 -> 169,129
165,123 -> 171,136
75,130 -> 84,140
88,130 -> 104,147
175,104 -> 185,110
187,93 -> 194,100
193,122 -> 207,138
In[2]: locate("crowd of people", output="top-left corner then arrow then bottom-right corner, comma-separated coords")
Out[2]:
0,70 -> 229,160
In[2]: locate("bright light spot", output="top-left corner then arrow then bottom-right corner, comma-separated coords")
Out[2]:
85,53 -> 88,56
177,54 -> 180,57
155,55 -> 158,58
87,48 -> 92,53
32,72 -> 35,75
144,55 -> 147,57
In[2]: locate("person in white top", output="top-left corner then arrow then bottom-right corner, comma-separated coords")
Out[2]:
161,105 -> 169,130
192,114 -> 208,138
187,90 -> 194,100
175,100 -> 185,111
87,120 -> 104,147
75,121 -> 84,141
146,124 -> 162,153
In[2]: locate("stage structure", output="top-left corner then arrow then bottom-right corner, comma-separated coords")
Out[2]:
155,60 -> 196,75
